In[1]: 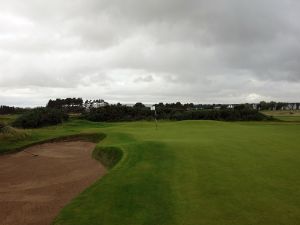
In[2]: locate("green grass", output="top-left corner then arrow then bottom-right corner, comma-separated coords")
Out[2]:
1,119 -> 300,225
0,119 -> 111,154
93,146 -> 123,169
0,114 -> 19,124
262,110 -> 300,122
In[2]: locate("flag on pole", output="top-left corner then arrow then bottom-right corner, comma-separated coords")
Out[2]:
151,105 -> 158,129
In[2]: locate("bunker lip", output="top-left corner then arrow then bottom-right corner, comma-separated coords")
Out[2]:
0,132 -> 106,155
0,140 -> 107,225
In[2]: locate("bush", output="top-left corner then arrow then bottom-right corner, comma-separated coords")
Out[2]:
12,108 -> 69,128
84,105 -> 153,122
169,109 -> 272,121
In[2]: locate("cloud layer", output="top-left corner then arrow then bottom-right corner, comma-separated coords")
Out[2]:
0,0 -> 300,106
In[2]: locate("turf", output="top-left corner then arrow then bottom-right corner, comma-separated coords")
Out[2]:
262,110 -> 300,122
0,119 -> 111,154
1,119 -> 300,225
0,114 -> 19,124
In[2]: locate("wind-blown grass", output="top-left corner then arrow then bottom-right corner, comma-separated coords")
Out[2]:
0,119 -> 110,154
262,110 -> 300,122
0,114 -> 19,124
0,122 -> 28,141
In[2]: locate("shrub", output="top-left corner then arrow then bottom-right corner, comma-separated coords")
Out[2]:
84,105 -> 152,122
12,108 -> 69,128
169,109 -> 272,121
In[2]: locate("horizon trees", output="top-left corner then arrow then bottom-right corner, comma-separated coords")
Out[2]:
46,98 -> 84,113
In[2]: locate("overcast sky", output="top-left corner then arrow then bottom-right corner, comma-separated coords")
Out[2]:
0,0 -> 300,107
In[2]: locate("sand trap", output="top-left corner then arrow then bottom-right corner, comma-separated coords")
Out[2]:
0,141 -> 106,225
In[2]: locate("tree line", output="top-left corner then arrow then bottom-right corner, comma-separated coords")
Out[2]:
46,98 -> 84,113
0,105 -> 29,115
83,103 -> 153,122
83,102 -> 272,122
13,108 -> 69,128
3,99 -> 300,127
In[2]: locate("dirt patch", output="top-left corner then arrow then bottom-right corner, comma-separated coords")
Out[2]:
0,141 -> 106,225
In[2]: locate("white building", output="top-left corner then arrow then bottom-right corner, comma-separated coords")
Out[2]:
92,102 -> 108,108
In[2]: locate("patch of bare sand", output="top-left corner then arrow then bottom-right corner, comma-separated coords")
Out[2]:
0,141 -> 106,225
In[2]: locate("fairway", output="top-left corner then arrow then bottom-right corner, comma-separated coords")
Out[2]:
1,120 -> 300,225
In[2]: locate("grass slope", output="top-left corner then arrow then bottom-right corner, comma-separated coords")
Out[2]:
262,110 -> 300,122
0,120 -> 111,154
1,119 -> 300,225
0,114 -> 19,124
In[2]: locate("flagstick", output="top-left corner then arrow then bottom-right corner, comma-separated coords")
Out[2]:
155,109 -> 158,130
151,105 -> 158,130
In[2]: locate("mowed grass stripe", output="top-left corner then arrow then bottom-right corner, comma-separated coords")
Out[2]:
54,134 -> 176,225
167,123 -> 300,225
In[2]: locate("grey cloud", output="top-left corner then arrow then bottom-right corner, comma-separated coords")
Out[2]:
134,75 -> 154,83
0,0 -> 300,106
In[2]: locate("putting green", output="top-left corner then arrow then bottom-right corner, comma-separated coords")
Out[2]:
50,120 -> 300,225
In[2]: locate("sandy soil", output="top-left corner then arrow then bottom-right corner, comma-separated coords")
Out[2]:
0,141 -> 106,225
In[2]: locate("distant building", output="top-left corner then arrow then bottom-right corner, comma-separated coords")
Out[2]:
286,104 -> 293,110
293,104 -> 297,110
84,99 -> 108,112
92,102 -> 108,108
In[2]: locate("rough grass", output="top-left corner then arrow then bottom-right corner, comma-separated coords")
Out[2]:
0,119 -> 110,154
0,114 -> 19,124
262,110 -> 300,122
0,122 -> 28,141
1,119 -> 300,225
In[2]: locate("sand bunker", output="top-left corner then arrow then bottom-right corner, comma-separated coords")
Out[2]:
0,141 -> 106,225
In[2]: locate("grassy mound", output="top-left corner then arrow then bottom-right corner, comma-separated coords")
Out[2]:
0,132 -> 106,155
46,133 -> 107,144
0,122 -> 28,140
93,146 -> 123,169
262,110 -> 300,122
0,114 -> 19,124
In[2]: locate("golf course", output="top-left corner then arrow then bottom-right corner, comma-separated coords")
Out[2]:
1,116 -> 300,225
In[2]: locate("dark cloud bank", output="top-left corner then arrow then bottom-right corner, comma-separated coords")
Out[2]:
0,0 -> 299,106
